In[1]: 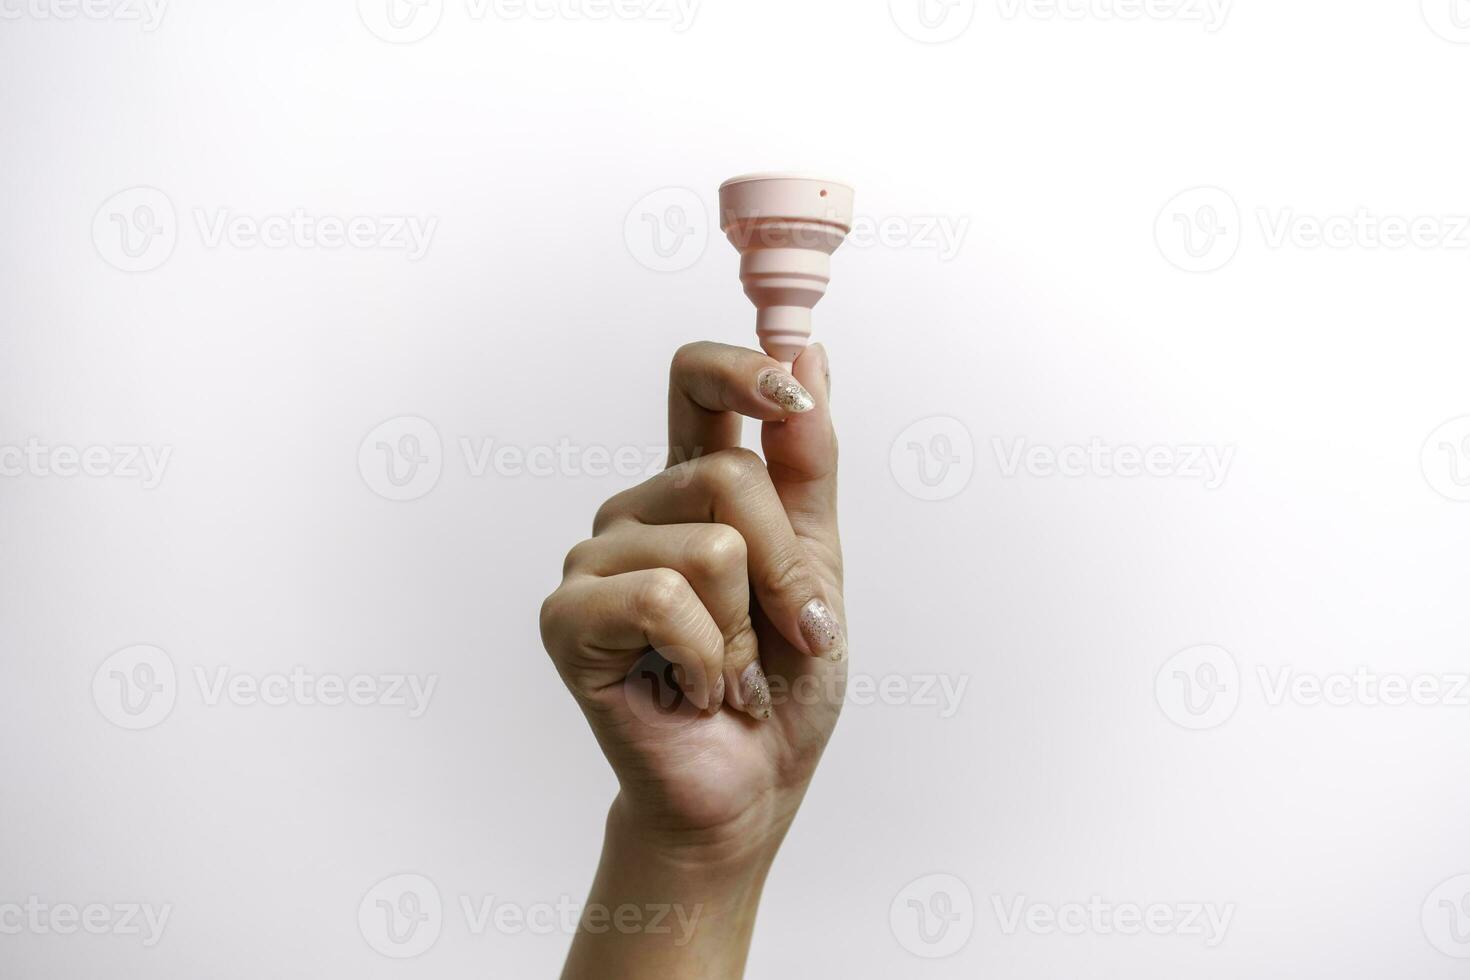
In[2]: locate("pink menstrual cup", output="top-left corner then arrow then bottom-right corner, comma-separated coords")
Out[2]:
718,173 -> 855,368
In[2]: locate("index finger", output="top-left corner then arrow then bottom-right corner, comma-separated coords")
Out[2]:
667,341 -> 816,467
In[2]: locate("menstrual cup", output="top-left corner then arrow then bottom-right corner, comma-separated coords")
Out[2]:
719,173 -> 855,368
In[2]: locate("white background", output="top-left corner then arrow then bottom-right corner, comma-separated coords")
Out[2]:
3,0 -> 1470,976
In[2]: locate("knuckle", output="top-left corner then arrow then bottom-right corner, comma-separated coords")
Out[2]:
700,447 -> 765,494
561,538 -> 599,577
538,588 -> 569,648
670,341 -> 704,379
762,549 -> 814,604
634,568 -> 690,624
686,524 -> 747,577
591,495 -> 625,535
722,613 -> 760,666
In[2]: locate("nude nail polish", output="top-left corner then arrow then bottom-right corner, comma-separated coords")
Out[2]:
739,662 -> 772,721
799,598 -> 846,662
758,369 -> 815,413
710,673 -> 726,711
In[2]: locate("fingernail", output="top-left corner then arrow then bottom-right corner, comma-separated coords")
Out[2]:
799,598 -> 847,662
710,673 -> 726,711
739,662 -> 772,721
758,369 -> 815,413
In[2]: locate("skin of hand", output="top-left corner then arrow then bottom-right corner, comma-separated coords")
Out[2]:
540,341 -> 847,978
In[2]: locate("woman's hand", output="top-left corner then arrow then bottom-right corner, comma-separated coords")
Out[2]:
540,340 -> 846,978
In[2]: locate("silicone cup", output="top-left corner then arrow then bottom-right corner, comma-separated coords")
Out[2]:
718,173 -> 855,368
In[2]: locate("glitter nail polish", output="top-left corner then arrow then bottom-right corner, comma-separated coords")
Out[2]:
740,662 -> 773,721
757,370 -> 815,413
799,598 -> 846,662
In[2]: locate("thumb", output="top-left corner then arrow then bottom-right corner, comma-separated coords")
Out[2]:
761,343 -> 839,553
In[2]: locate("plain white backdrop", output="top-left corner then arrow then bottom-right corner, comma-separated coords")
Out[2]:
3,0 -> 1470,976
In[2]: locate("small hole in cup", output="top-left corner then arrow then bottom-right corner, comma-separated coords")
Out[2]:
820,189 -> 829,197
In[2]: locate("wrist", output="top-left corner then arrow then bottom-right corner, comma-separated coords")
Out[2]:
604,791 -> 794,877
560,796 -> 791,980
